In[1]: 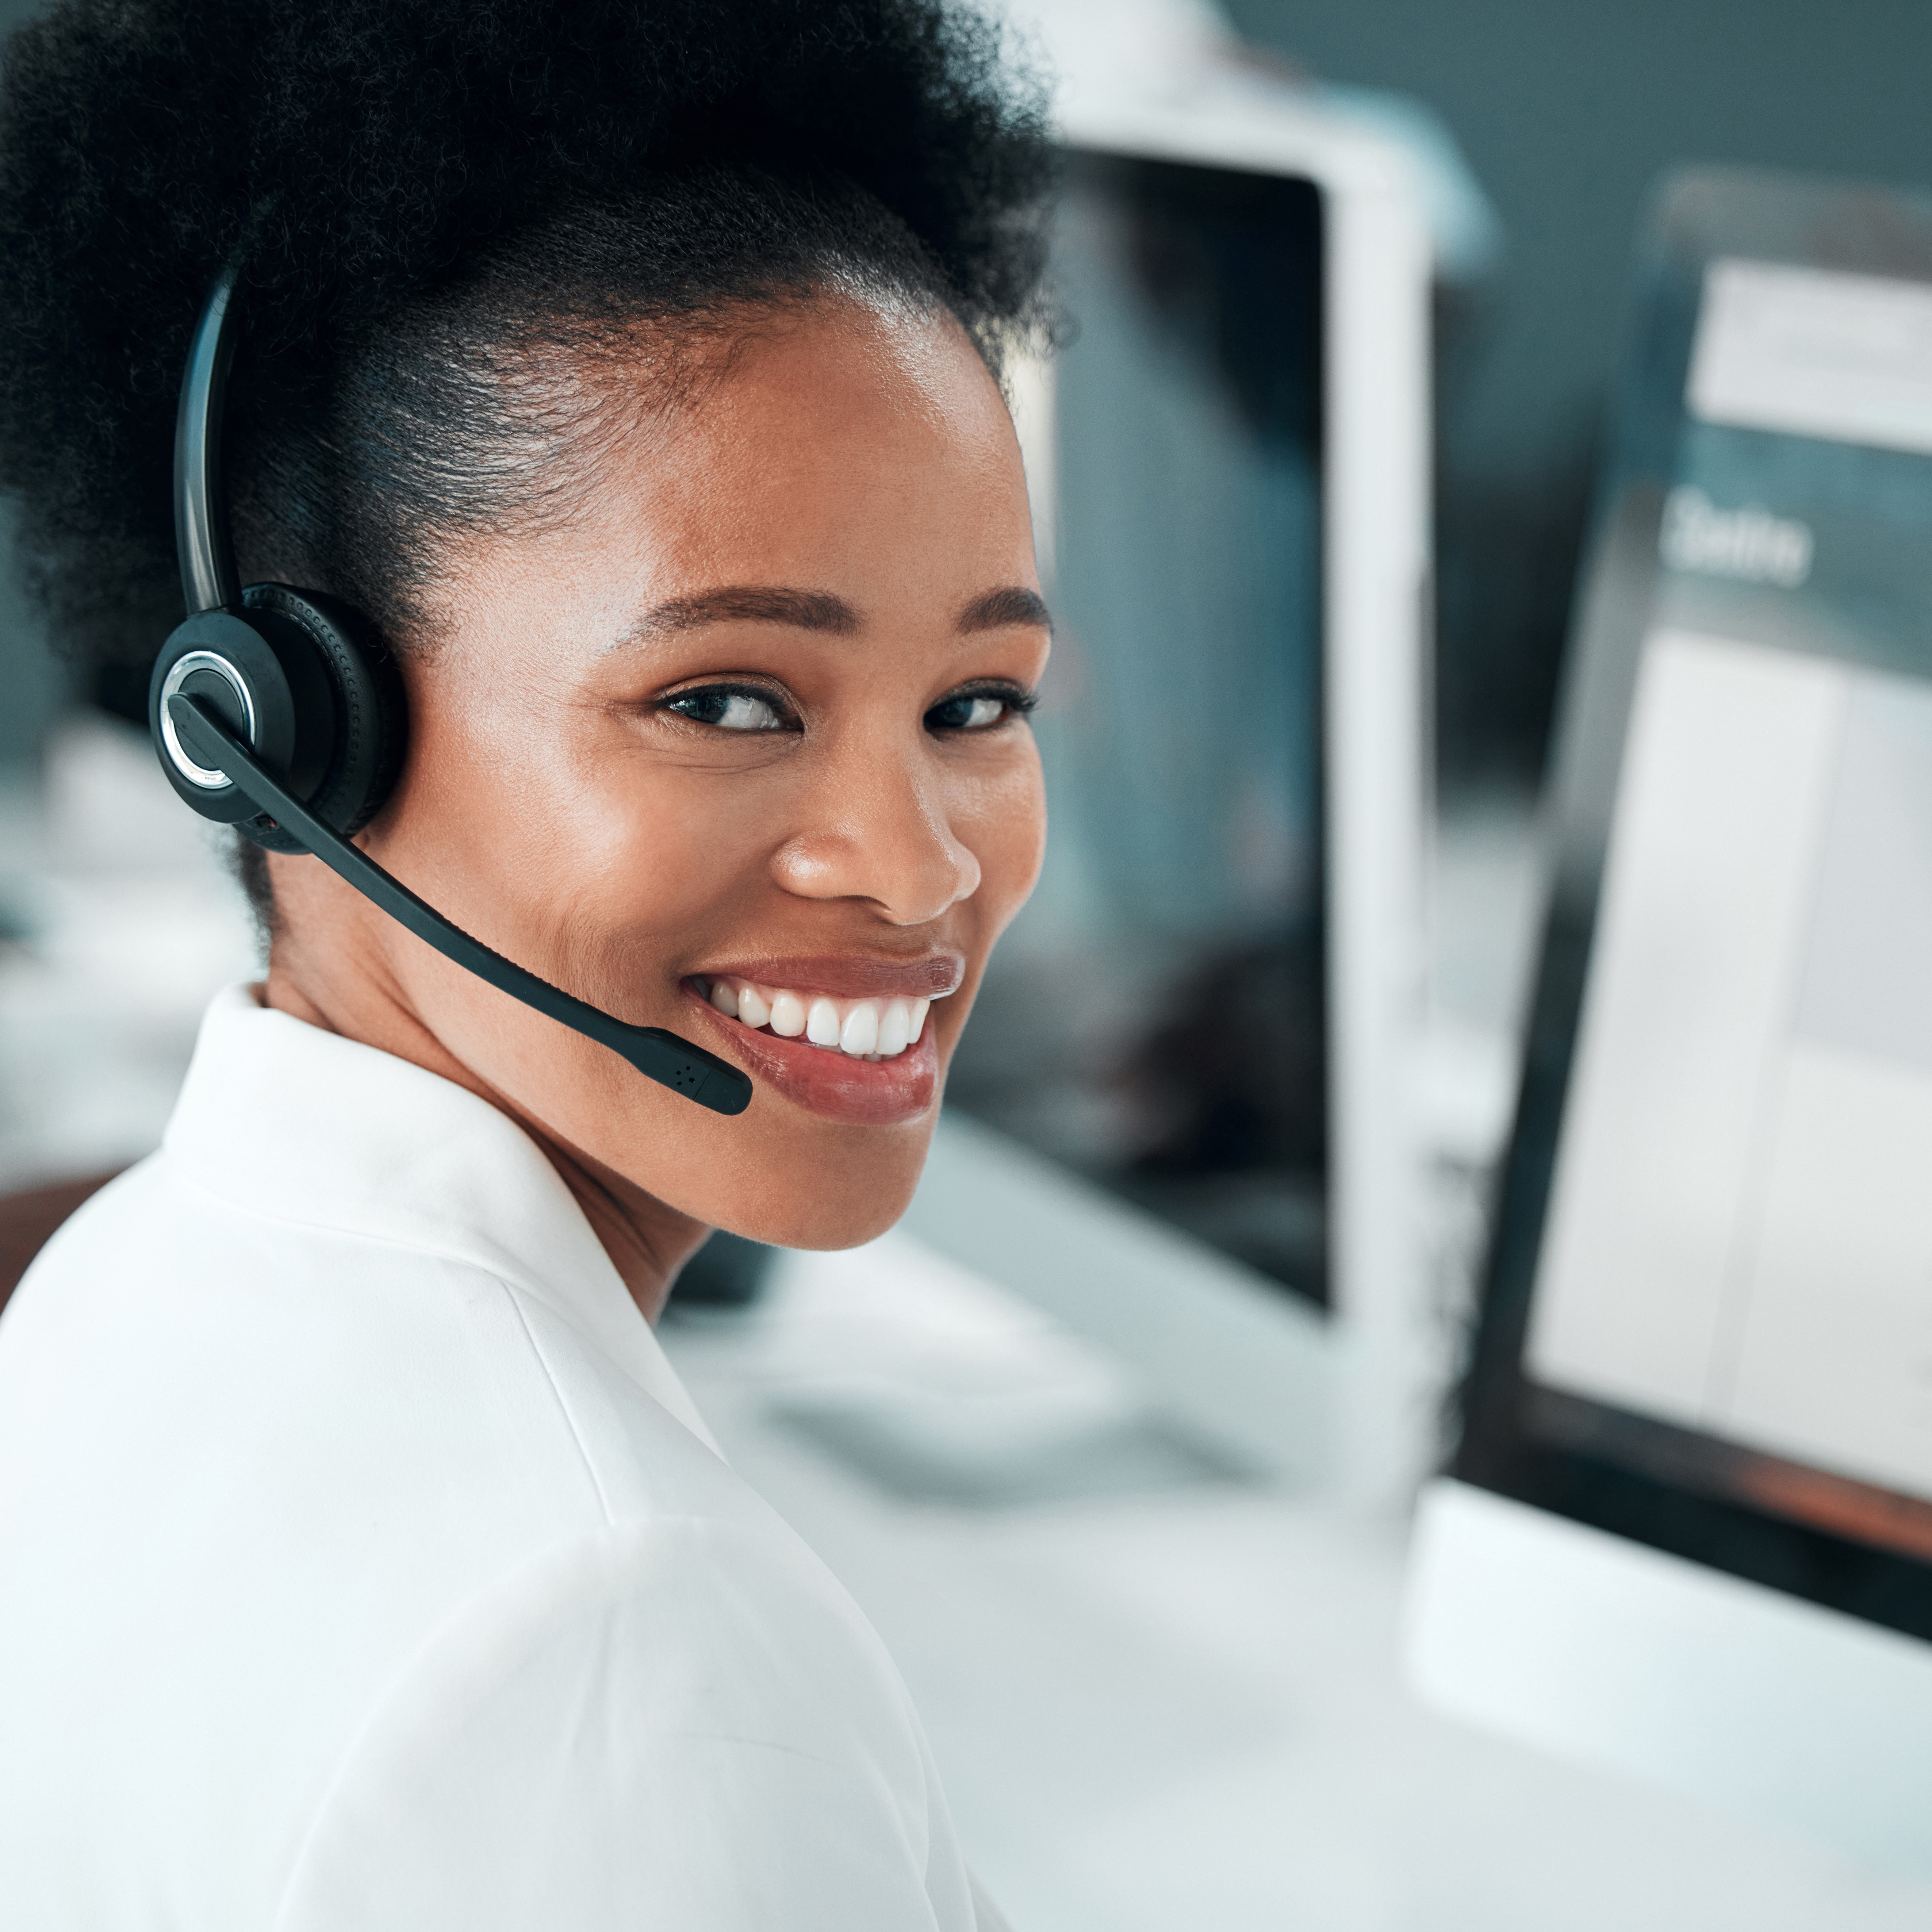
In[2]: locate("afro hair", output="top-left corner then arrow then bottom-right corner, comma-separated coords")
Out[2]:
0,0 -> 1055,676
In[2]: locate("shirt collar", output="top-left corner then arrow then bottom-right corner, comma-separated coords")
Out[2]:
162,984 -> 720,1454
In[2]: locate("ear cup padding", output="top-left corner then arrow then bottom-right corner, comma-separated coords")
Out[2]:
240,584 -> 409,844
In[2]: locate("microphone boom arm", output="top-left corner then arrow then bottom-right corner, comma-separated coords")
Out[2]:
168,693 -> 753,1117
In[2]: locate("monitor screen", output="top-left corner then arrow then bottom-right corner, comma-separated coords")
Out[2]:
1458,170 -> 1932,1638
944,151 -> 1330,1306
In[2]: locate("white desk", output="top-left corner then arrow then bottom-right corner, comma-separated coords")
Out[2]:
663,1235 -> 1932,1932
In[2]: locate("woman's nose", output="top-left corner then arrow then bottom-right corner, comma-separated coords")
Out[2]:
769,748 -> 981,925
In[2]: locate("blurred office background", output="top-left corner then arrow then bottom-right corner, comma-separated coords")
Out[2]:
9,0 -> 1932,1926
1230,0 -> 1932,786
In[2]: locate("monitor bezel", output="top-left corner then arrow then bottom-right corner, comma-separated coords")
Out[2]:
908,86 -> 1433,1493
1454,165 -> 1932,1644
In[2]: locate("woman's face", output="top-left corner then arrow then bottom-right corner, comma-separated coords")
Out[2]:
300,300 -> 1048,1252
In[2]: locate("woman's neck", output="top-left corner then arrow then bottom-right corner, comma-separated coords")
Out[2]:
262,932 -> 709,1325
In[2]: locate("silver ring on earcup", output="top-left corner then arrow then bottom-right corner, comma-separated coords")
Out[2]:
157,649 -> 258,787
149,610 -> 311,826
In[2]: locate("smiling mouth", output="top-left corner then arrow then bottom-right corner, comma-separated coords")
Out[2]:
695,975 -> 938,1061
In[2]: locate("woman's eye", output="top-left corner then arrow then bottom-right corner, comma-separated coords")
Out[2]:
926,693 -> 1015,732
665,688 -> 787,732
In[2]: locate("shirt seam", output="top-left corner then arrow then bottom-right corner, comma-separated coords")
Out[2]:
495,1276 -> 617,1527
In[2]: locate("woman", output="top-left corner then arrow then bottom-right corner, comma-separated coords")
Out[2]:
0,1 -> 1054,1924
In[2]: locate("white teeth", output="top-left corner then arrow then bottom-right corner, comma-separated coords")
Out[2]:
840,1003 -> 880,1056
701,976 -> 944,1061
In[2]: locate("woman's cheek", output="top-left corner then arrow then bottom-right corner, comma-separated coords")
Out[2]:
970,748 -> 1049,933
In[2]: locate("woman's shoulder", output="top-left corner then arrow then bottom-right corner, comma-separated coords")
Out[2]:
0,1138 -> 971,1929
0,1134 -> 741,1550
0,1128 -> 741,1702
275,1511 -> 971,1932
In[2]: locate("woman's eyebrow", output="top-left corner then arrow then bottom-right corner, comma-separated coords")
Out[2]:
958,586 -> 1052,633
615,582 -> 1051,650
622,585 -> 860,642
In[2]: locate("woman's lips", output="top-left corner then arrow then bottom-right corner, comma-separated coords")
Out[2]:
697,952 -> 963,1001
681,981 -> 941,1126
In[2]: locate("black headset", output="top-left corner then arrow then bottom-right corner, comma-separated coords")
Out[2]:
147,266 -> 754,1117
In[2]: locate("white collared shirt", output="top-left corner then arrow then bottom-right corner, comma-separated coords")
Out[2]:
0,986 -> 986,1931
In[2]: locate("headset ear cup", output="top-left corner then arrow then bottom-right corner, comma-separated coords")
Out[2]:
149,610 -> 321,837
240,585 -> 407,839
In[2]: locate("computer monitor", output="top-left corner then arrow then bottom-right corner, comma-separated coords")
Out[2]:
911,58 -> 1433,1486
947,149 -> 1331,1301
1408,168 -> 1932,1872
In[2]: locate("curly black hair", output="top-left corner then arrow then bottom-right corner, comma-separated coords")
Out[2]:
0,0 -> 1054,681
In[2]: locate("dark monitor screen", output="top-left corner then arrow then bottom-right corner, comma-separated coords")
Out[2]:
944,151 -> 1329,1306
1458,168 -> 1932,1643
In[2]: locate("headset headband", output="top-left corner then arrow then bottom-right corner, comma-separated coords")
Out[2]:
175,264 -> 242,616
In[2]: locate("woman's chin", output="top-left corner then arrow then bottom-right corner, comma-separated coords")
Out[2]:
702,1167 -> 927,1254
